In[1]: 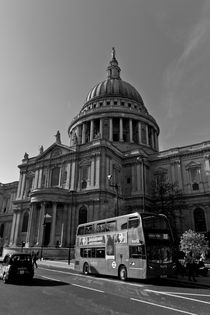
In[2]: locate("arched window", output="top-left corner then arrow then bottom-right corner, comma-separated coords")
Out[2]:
51,167 -> 60,187
0,224 -> 4,238
194,208 -> 207,233
78,206 -> 87,225
22,212 -> 29,232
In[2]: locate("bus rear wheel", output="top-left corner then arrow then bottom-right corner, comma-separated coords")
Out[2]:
119,266 -> 127,281
83,263 -> 89,275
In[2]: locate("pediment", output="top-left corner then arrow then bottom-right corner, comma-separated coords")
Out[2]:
36,143 -> 74,161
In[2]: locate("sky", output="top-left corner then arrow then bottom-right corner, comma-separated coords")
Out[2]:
1,0 -> 210,183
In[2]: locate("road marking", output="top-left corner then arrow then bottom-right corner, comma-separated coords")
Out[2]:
38,267 -> 144,287
40,275 -> 63,282
131,297 -> 197,315
162,292 -> 210,297
145,289 -> 210,305
72,283 -> 104,293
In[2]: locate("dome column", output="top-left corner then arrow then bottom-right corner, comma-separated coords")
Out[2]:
129,119 -> 133,143
138,121 -> 142,144
119,118 -> 123,142
99,119 -> 103,138
90,120 -> 94,142
82,123 -> 86,144
109,118 -> 113,141
146,125 -> 149,145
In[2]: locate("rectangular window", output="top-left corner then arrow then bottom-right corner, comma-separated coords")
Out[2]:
128,218 -> 140,229
96,222 -> 106,233
84,225 -> 94,234
129,245 -> 145,259
106,221 -> 116,232
80,247 -> 105,258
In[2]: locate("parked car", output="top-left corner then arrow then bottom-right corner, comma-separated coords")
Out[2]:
0,253 -> 34,283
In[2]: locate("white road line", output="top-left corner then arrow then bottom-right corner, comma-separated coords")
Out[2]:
71,283 -> 104,293
145,289 -> 210,305
38,267 -> 144,287
40,275 -> 63,282
162,292 -> 210,297
131,297 -> 197,315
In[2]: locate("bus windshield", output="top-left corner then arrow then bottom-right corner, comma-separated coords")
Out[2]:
141,214 -> 173,263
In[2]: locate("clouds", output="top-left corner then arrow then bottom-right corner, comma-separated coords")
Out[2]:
160,0 -> 210,149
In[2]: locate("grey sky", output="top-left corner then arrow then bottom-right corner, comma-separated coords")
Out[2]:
1,0 -> 210,183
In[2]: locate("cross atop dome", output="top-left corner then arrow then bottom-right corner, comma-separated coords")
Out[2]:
107,47 -> 121,79
111,47 -> 116,59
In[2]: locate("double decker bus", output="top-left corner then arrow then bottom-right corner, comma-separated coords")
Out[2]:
75,212 -> 175,280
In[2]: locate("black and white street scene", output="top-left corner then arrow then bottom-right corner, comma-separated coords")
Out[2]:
1,1 -> 210,314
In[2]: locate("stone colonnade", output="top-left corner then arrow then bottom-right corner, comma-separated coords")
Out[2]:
9,201 -> 74,248
70,117 -> 159,150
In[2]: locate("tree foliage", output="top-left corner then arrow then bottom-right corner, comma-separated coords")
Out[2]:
151,172 -> 187,241
180,229 -> 209,257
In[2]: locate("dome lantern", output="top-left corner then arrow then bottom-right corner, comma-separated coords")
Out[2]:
107,47 -> 121,80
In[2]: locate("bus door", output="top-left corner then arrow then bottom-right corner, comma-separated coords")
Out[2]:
128,245 -> 146,279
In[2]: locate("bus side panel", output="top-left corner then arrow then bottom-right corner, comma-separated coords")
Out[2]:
128,259 -> 147,279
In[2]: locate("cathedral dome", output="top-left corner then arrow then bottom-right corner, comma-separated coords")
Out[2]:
84,48 -> 144,106
85,78 -> 144,105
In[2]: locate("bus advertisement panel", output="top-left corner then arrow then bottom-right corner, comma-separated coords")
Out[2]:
75,212 -> 175,280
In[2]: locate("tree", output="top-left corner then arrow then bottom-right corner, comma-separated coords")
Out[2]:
151,172 -> 187,242
180,229 -> 209,258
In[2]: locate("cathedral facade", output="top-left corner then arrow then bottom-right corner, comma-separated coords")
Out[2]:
2,50 -> 210,258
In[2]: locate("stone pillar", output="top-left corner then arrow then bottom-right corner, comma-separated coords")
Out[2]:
109,118 -> 113,141
95,155 -> 100,188
138,122 -> 142,144
119,118 -> 123,141
49,202 -> 57,246
37,202 -> 46,246
82,123 -> 86,144
129,119 -> 133,143
20,173 -> 26,199
146,125 -> 149,145
9,212 -> 17,245
25,204 -> 35,247
90,120 -> 94,142
151,128 -> 155,149
99,119 -> 103,138
13,212 -> 21,246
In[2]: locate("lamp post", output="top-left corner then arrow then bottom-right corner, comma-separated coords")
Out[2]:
137,155 -> 146,213
68,190 -> 74,265
40,209 -> 46,260
107,175 -> 119,216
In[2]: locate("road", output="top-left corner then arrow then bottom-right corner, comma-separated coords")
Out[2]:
0,266 -> 210,315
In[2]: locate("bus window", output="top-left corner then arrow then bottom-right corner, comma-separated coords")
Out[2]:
96,222 -> 106,233
78,226 -> 84,235
95,248 -> 105,258
91,248 -> 96,258
80,248 -> 92,258
120,222 -> 128,230
85,225 -> 94,234
106,221 -> 116,232
129,245 -> 145,259
128,218 -> 140,229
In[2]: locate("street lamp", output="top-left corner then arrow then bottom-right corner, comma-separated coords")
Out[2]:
40,210 -> 47,260
137,155 -> 146,213
68,190 -> 74,265
107,175 -> 119,216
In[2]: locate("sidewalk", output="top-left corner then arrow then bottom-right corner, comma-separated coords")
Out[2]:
37,259 -> 210,287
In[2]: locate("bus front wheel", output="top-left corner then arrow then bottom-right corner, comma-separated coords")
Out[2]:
83,263 -> 89,275
119,266 -> 127,281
